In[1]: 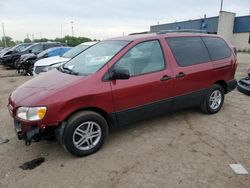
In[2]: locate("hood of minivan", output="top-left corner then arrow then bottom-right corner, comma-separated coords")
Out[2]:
34,56 -> 70,67
10,69 -> 84,105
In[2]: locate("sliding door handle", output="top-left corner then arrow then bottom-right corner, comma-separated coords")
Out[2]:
176,72 -> 186,78
160,75 -> 172,81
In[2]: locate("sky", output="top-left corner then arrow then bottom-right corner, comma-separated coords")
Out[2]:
0,0 -> 249,41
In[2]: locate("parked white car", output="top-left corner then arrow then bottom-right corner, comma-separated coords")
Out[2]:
33,41 -> 97,76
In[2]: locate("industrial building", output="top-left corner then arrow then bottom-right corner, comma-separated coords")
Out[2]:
150,11 -> 250,50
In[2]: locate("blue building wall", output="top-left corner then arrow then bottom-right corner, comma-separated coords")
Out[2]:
151,15 -> 250,34
150,17 -> 218,33
233,15 -> 250,33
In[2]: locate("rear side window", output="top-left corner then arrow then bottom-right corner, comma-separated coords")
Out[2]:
202,37 -> 231,61
166,37 -> 211,67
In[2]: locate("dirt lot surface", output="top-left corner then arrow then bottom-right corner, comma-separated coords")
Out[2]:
0,53 -> 250,188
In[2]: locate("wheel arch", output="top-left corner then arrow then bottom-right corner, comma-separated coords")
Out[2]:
64,107 -> 116,131
214,80 -> 227,93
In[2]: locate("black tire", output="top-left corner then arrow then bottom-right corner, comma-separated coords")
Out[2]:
62,111 -> 108,157
237,78 -> 250,96
200,84 -> 225,114
28,66 -> 34,76
13,59 -> 20,68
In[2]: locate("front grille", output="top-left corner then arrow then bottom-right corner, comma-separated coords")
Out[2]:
34,66 -> 45,74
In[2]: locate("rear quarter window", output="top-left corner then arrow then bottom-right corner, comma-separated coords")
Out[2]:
166,37 -> 211,67
201,37 -> 231,61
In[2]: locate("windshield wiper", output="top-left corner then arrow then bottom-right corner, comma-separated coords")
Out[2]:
61,65 -> 79,75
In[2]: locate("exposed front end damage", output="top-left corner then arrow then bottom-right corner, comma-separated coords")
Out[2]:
14,120 -> 56,146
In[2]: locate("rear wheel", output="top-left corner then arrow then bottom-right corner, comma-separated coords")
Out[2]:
200,84 -> 224,114
62,111 -> 108,157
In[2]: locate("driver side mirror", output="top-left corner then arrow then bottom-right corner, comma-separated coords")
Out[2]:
43,53 -> 48,58
28,49 -> 32,53
110,68 -> 130,80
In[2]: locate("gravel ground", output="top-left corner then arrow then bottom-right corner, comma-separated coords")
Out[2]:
0,53 -> 250,188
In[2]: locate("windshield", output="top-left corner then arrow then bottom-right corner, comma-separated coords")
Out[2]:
37,48 -> 51,58
62,40 -> 129,75
62,44 -> 91,58
21,44 -> 36,52
10,44 -> 30,52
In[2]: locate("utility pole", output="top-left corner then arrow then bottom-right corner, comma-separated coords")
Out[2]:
220,0 -> 224,11
2,23 -> 7,47
60,24 -> 63,38
70,21 -> 74,37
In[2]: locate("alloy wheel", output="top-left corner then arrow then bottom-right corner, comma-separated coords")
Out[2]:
72,121 -> 102,151
209,90 -> 222,110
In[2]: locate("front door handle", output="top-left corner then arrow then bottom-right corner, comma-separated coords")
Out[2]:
160,75 -> 172,81
176,72 -> 186,78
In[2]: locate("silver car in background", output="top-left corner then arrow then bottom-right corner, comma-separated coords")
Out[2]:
33,41 -> 97,76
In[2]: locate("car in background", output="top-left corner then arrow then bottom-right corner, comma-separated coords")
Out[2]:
33,41 -> 97,76
0,42 -> 64,67
238,77 -> 250,95
0,43 -> 32,65
18,47 -> 71,75
0,47 -> 11,56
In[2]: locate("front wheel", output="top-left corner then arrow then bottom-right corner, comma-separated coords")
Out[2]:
62,111 -> 108,157
200,84 -> 224,114
13,59 -> 20,68
28,65 -> 34,76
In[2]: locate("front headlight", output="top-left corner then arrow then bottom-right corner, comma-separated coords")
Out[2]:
16,107 -> 47,121
42,66 -> 52,72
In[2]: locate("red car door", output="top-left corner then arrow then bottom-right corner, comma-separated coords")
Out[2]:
109,39 -> 174,126
165,36 -> 214,111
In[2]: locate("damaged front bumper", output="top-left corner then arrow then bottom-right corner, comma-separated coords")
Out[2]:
13,120 -> 65,146
14,120 -> 40,145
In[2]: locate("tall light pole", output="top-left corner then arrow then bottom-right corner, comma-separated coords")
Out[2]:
70,21 -> 74,37
60,24 -> 63,38
220,0 -> 224,11
2,23 -> 7,47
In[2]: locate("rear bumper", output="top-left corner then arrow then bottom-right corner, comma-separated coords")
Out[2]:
226,79 -> 237,93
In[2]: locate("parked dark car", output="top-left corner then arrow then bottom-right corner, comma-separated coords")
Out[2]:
18,47 -> 71,75
8,33 -> 237,156
0,42 -> 64,67
238,77 -> 250,95
0,44 -> 32,65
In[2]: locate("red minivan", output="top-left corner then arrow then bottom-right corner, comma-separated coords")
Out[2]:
8,33 -> 237,156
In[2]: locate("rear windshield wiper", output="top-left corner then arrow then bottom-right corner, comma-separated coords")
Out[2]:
59,65 -> 79,75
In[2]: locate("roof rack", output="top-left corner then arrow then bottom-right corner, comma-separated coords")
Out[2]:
157,29 -> 208,34
129,31 -> 152,35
